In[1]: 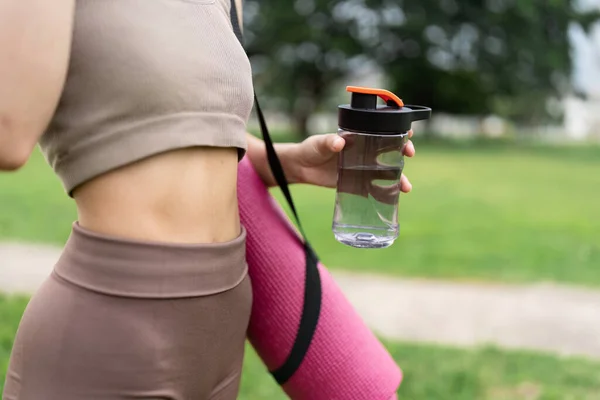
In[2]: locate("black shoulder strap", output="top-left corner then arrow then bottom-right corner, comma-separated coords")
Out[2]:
229,0 -> 322,385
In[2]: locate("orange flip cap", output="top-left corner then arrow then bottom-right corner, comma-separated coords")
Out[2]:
346,86 -> 404,107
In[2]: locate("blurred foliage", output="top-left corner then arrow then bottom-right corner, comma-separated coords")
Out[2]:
244,0 -> 600,136
373,0 -> 600,124
244,0 -> 367,137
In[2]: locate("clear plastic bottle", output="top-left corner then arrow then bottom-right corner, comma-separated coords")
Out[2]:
332,86 -> 432,249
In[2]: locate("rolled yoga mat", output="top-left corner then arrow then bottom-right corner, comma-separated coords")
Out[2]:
237,157 -> 402,400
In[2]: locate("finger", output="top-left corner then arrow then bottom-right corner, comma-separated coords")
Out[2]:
339,131 -> 355,148
403,140 -> 415,157
400,174 -> 412,193
329,134 -> 346,152
312,134 -> 343,157
408,129 -> 414,139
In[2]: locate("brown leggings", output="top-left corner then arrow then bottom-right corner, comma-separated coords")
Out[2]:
3,223 -> 252,400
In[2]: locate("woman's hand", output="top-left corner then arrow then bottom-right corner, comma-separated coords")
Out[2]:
289,130 -> 416,193
245,130 -> 416,192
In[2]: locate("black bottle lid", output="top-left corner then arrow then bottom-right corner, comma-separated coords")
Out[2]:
338,86 -> 432,135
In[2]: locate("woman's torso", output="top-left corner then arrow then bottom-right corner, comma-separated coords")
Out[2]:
74,147 -> 241,244
40,0 -> 253,243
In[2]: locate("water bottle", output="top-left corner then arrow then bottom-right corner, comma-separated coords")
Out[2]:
332,86 -> 432,249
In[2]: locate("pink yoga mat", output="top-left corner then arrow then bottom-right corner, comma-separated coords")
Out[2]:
237,157 -> 402,400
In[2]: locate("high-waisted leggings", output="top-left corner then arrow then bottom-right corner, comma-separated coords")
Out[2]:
3,223 -> 253,400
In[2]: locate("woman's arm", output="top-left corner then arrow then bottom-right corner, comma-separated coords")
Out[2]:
245,132 -> 346,188
245,132 -> 302,187
246,131 -> 416,192
0,1 -> 75,170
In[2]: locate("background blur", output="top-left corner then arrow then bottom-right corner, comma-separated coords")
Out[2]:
2,0 -> 600,399
244,0 -> 600,141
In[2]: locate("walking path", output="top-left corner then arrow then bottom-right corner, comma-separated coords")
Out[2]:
3,242 -> 600,360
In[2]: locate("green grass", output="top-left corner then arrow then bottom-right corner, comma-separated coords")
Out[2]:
1,140 -> 599,286
2,295 -> 600,399
272,140 -> 600,286
0,149 -> 76,244
292,138 -> 600,286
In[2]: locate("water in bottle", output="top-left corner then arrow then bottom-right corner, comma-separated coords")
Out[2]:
332,86 -> 432,249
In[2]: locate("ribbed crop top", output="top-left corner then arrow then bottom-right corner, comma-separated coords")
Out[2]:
39,0 -> 254,195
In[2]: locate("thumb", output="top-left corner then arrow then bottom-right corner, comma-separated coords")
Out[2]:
308,134 -> 345,158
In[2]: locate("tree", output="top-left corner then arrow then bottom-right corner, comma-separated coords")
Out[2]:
369,0 -> 600,125
243,0 -> 368,138
245,0 -> 600,134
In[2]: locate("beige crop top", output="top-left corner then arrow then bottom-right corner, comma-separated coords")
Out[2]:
39,0 -> 254,195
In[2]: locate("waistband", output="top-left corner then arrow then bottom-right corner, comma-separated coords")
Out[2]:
53,222 -> 248,299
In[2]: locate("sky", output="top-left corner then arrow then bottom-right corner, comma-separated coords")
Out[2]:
571,0 -> 600,97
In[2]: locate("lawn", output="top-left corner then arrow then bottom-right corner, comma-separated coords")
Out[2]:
2,295 -> 600,399
276,139 -> 600,286
1,139 -> 599,286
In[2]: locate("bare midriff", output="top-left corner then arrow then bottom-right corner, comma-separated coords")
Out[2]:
73,147 -> 241,244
